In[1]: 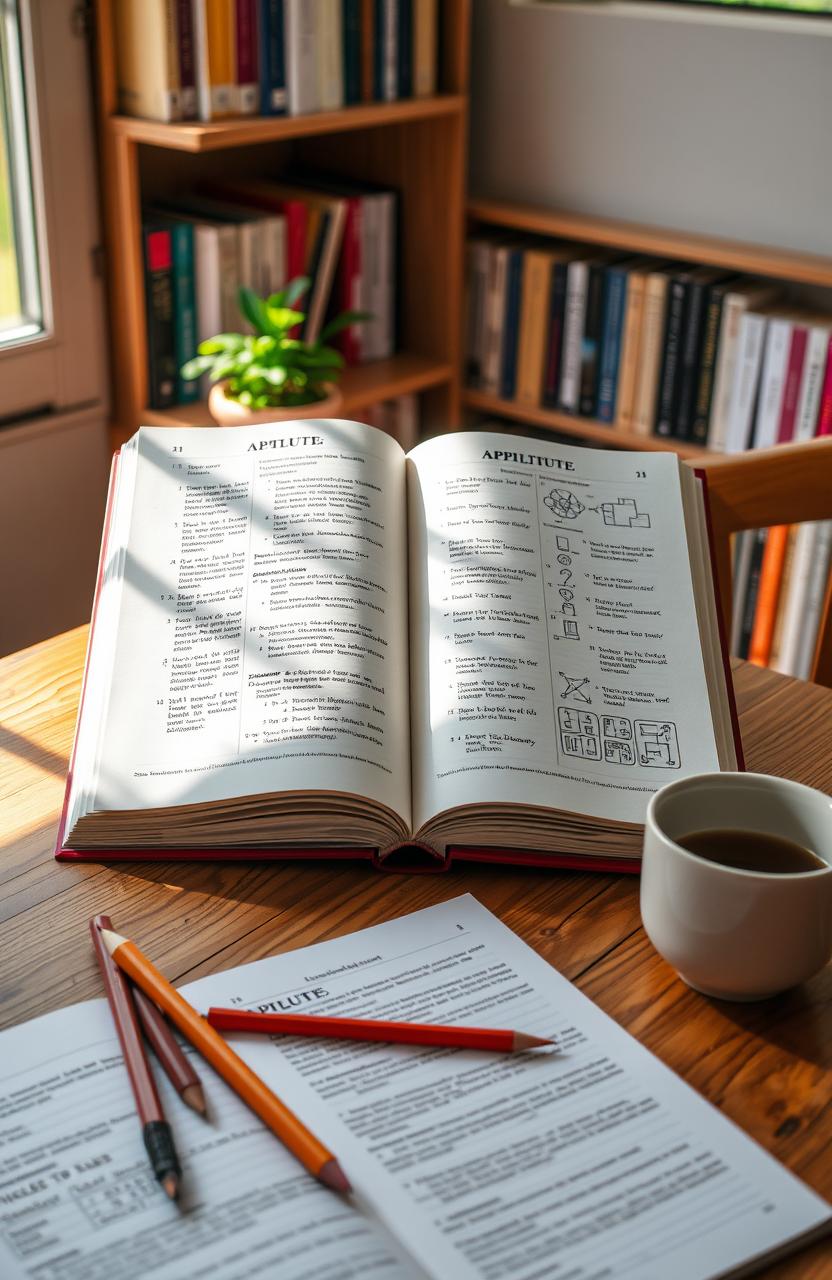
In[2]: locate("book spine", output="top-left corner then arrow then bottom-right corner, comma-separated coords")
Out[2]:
542,261 -> 569,409
342,0 -> 362,104
144,228 -> 177,409
577,263 -> 605,417
817,336 -> 832,436
792,520 -> 832,679
776,326 -> 808,443
691,284 -> 726,445
596,267 -> 627,424
631,274 -> 668,437
465,241 -> 489,389
736,526 -> 767,660
748,524 -> 789,667
206,0 -> 236,117
614,270 -> 645,431
337,197 -> 362,364
482,247 -> 508,396
258,215 -> 285,295
723,313 -> 766,454
235,0 -> 259,112
515,253 -> 550,408
559,260 -> 588,412
771,522 -> 817,675
752,318 -> 791,450
115,0 -> 181,122
674,277 -> 708,441
397,0 -> 412,97
258,0 -> 286,114
218,224 -> 240,332
499,249 -> 524,401
283,199 -> 307,281
171,222 -> 199,403
285,0 -> 319,114
375,0 -> 398,100
376,191 -> 395,359
412,0 -> 437,97
176,0 -> 198,117
164,0 -> 184,120
768,525 -> 798,670
361,0 -> 374,101
318,0 -> 345,110
793,326 -> 829,441
729,529 -> 755,655
654,276 -> 688,437
708,295 -> 746,451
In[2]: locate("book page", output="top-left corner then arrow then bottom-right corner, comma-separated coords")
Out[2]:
70,420 -> 411,830
406,430 -> 726,831
0,1002 -> 421,1280
183,896 -> 831,1280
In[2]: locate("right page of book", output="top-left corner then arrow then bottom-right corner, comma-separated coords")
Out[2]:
407,430 -> 732,835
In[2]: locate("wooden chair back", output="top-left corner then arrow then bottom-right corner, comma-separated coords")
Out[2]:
688,437 -> 832,687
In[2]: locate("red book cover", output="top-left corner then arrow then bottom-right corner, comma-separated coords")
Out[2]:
816,334 -> 832,437
176,0 -> 197,118
337,196 -> 362,364
199,179 -> 308,281
776,325 -> 808,443
235,0 -> 258,96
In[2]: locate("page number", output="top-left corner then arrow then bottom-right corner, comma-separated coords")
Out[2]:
172,445 -> 183,454
635,469 -> 646,478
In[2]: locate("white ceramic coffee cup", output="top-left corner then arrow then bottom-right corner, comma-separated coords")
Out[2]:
640,772 -> 832,1001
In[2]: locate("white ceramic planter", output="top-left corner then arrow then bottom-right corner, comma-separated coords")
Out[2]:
208,381 -> 344,426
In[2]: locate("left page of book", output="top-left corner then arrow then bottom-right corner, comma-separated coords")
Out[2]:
65,421 -> 412,849
0,1000 -> 420,1280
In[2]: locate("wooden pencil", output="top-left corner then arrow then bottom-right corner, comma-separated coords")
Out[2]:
100,928 -> 350,1194
89,917 -> 181,1199
206,1008 -> 553,1052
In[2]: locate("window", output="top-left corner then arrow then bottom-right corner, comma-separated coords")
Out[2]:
0,0 -> 43,347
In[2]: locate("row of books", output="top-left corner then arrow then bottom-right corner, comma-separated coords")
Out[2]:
465,237 -> 832,451
732,521 -> 832,679
142,177 -> 396,408
115,0 -> 438,124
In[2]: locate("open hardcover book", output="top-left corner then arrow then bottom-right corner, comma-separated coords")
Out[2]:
57,421 -> 741,869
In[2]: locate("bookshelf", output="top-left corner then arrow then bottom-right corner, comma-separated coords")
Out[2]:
463,197 -> 832,457
93,1 -> 471,448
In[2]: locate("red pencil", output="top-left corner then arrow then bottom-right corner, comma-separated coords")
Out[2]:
206,1008 -> 553,1052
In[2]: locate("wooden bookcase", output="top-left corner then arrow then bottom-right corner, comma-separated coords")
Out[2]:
93,0 -> 470,448
463,197 -> 832,457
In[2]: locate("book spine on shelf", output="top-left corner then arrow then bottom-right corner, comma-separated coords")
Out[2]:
791,520 -> 832,679
776,325 -> 808,443
614,268 -> 646,431
144,227 -> 177,410
318,0 -> 344,110
375,0 -> 398,101
482,246 -> 509,396
748,524 -> 789,667
285,0 -> 319,114
771,523 -> 817,675
258,0 -> 286,114
752,317 -> 791,450
413,0 -> 437,97
630,271 -> 669,437
234,0 -> 259,113
596,266 -> 627,424
337,197 -> 363,363
768,525 -> 798,671
163,0 -> 184,119
342,0 -> 362,104
397,0 -> 413,98
376,191 -> 396,359
674,276 -> 709,441
793,324 -> 829,441
730,530 -> 754,655
654,275 -> 688,437
465,240 -> 489,389
708,294 -> 748,451
817,335 -> 832,436
542,261 -> 569,409
361,0 -> 374,101
258,215 -> 286,295
176,0 -> 198,117
736,526 -> 767,660
723,313 -> 766,454
559,260 -> 588,412
218,224 -> 240,332
192,0 -> 236,119
114,0 -> 182,122
499,248 -> 524,400
515,251 -> 551,407
171,222 -> 199,404
578,263 -> 605,417
691,282 -> 727,446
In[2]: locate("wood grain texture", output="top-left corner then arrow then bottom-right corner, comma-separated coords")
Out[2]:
1,629 -> 830,1276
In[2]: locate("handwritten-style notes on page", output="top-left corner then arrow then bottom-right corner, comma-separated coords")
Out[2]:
1,899 -> 828,1279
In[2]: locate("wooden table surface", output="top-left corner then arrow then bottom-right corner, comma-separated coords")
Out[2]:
1,627 -> 830,1277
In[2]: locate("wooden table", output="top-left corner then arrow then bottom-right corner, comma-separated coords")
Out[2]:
1,627 -> 830,1277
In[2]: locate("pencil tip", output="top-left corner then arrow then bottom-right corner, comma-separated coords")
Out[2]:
99,927 -> 126,955
162,1173 -> 180,1200
182,1084 -> 208,1116
318,1158 -> 352,1194
513,1032 -> 555,1051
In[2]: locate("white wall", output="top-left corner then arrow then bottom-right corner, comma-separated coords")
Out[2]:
470,0 -> 832,257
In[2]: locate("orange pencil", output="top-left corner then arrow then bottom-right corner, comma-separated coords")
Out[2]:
99,929 -> 350,1194
206,1008 -> 553,1052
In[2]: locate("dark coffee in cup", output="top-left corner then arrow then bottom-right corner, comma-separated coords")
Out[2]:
675,828 -> 825,875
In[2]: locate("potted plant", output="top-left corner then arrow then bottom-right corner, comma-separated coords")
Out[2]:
181,277 -> 366,425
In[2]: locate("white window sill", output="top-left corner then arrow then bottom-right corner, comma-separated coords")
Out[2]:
511,0 -> 832,38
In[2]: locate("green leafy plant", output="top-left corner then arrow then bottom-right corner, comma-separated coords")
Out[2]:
181,277 -> 368,409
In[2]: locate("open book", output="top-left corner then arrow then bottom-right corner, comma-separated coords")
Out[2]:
0,898 -> 828,1280
57,421 -> 740,868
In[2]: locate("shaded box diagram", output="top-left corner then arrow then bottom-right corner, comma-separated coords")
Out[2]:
634,719 -> 680,768
558,710 -> 678,767
557,707 -> 601,760
599,497 -> 650,529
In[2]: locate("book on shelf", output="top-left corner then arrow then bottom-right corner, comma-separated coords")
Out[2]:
113,0 -> 183,123
192,0 -> 236,120
57,420 -> 740,870
258,0 -> 287,115
142,226 -> 177,409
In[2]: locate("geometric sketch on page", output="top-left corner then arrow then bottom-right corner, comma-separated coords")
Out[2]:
1,898 -> 829,1280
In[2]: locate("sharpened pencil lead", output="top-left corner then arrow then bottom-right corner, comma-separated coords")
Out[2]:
100,928 -> 126,955
318,1158 -> 352,1194
162,1172 -> 180,1200
182,1082 -> 208,1116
